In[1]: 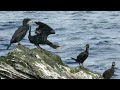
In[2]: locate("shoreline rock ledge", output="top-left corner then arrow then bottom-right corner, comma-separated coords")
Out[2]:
0,45 -> 103,79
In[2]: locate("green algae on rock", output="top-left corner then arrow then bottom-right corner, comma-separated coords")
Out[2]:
0,45 -> 103,79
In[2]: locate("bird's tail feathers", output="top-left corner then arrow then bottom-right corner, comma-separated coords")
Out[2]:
71,57 -> 77,60
6,43 -> 11,50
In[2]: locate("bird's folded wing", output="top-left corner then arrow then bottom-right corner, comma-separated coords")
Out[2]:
14,26 -> 26,34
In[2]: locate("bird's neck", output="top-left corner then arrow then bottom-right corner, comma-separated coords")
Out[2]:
84,47 -> 89,53
111,66 -> 114,69
23,23 -> 29,26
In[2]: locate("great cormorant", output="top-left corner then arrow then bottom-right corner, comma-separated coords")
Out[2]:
71,44 -> 90,67
28,26 -> 60,49
102,62 -> 115,79
7,18 -> 32,49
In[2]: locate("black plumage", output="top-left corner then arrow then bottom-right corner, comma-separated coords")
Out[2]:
71,44 -> 89,67
28,26 -> 60,49
35,21 -> 55,35
7,18 -> 32,49
102,62 -> 115,79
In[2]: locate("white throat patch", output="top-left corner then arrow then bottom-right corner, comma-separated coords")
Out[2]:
27,20 -> 32,25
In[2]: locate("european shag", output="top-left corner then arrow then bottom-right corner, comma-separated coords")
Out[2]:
71,44 -> 90,67
28,26 -> 60,49
102,62 -> 115,79
7,18 -> 32,49
35,21 -> 55,35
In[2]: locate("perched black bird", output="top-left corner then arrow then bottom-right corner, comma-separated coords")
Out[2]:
71,44 -> 90,67
102,62 -> 115,79
28,26 -> 60,49
35,21 -> 55,36
7,18 -> 32,49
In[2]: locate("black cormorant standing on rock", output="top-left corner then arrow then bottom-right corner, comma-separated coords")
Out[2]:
71,44 -> 90,67
7,18 -> 32,49
102,62 -> 115,79
28,26 -> 60,49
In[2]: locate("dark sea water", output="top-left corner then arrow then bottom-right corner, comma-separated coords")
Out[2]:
0,11 -> 120,79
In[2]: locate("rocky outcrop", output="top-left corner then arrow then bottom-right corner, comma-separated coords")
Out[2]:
0,45 -> 103,79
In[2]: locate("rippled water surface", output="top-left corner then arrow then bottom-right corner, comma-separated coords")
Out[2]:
0,11 -> 120,79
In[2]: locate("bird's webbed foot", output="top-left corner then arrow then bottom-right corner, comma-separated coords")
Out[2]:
79,63 -> 84,69
18,42 -> 21,45
36,45 -> 42,49
36,45 -> 45,52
